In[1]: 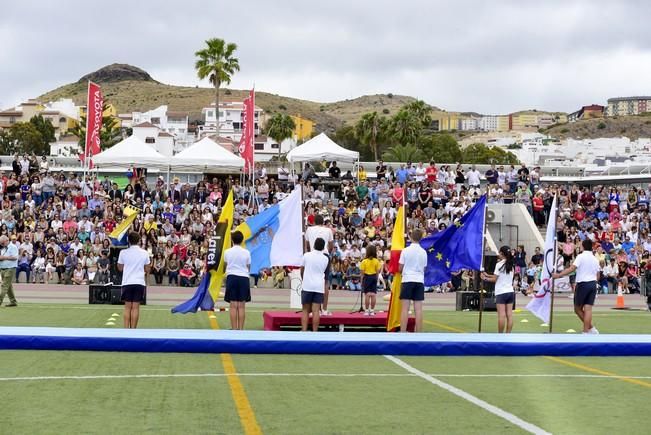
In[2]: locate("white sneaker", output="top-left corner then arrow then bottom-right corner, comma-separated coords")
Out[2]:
323,310 -> 332,316
589,327 -> 599,334
369,310 -> 376,316
363,310 -> 370,316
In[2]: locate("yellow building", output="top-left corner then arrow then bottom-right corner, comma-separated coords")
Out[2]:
433,113 -> 460,131
496,115 -> 510,132
290,114 -> 314,141
510,113 -> 539,131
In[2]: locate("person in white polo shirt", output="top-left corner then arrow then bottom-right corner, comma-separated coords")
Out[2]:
117,232 -> 151,329
553,239 -> 601,334
399,229 -> 428,333
223,230 -> 252,330
481,246 -> 515,333
304,214 -> 334,315
300,237 -> 330,331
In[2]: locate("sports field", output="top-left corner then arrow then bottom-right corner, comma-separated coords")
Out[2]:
2,301 -> 651,435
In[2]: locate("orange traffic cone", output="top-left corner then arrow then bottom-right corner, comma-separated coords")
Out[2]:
612,283 -> 628,310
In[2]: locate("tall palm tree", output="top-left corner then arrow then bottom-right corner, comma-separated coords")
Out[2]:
389,109 -> 420,146
266,113 -> 296,160
355,111 -> 386,161
195,38 -> 240,138
404,100 -> 432,127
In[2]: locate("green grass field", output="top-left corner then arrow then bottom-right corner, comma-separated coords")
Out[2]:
1,304 -> 651,434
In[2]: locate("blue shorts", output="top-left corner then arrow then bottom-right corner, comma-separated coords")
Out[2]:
496,292 -> 515,305
362,274 -> 378,293
575,281 -> 597,306
301,291 -> 324,305
121,284 -> 145,303
400,282 -> 425,301
224,275 -> 251,303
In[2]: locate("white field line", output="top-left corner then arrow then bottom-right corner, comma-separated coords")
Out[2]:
2,372 -> 651,383
385,355 -> 551,435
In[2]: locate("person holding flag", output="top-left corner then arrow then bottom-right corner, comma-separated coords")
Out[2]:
399,229 -> 428,333
481,246 -> 516,333
553,239 -> 601,334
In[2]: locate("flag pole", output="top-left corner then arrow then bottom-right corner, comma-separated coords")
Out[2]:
548,201 -> 559,334
82,81 -> 91,181
477,195 -> 488,333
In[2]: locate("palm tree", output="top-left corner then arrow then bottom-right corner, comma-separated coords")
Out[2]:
382,144 -> 423,162
389,109 -> 421,145
266,113 -> 296,160
195,38 -> 240,138
355,111 -> 386,161
404,100 -> 432,127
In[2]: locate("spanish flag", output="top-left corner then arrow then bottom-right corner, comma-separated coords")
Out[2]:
172,190 -> 234,314
386,204 -> 405,331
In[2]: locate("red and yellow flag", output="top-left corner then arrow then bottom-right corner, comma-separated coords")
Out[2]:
386,204 -> 405,331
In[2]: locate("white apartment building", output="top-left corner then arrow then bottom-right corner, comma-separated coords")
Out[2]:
479,116 -> 498,131
132,122 -> 175,157
460,117 -> 479,131
49,134 -> 81,156
130,105 -> 190,144
200,101 -> 262,142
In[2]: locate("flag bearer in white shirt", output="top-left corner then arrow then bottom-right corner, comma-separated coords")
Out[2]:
481,246 -> 516,333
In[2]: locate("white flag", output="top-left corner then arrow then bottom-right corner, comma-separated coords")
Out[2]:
526,195 -> 557,323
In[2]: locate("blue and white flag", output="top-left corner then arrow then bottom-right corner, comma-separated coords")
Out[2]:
236,185 -> 303,274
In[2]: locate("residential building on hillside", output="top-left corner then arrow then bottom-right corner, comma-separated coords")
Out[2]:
200,101 -> 262,142
0,99 -> 44,128
0,99 -> 81,138
479,116 -> 498,131
130,105 -> 190,142
606,96 -> 651,116
496,115 -> 510,132
132,122 -> 175,157
568,104 -> 605,123
433,113 -> 460,131
290,115 -> 315,141
460,117 -> 479,131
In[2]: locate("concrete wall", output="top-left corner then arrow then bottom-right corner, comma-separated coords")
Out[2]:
486,203 -> 544,258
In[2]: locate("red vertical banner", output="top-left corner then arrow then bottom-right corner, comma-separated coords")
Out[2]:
82,81 -> 103,168
238,89 -> 255,173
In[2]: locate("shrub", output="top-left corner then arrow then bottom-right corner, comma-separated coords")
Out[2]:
382,108 -> 390,114
278,104 -> 287,110
387,93 -> 393,98
597,122 -> 606,129
560,128 -> 569,134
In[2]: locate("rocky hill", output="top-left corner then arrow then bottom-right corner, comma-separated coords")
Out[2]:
544,115 -> 651,140
38,64 -> 429,133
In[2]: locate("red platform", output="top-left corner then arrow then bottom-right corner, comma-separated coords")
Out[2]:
262,311 -> 415,332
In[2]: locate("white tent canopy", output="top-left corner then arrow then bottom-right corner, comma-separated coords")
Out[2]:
93,135 -> 169,167
287,132 -> 359,163
169,137 -> 244,171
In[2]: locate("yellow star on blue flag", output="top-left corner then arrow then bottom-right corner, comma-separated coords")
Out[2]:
419,195 -> 486,286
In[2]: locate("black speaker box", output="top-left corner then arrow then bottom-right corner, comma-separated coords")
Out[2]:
89,284 -> 147,305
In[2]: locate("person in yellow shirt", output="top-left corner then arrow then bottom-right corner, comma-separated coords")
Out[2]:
357,165 -> 367,181
360,244 -> 382,315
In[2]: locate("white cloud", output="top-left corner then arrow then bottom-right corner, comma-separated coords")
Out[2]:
1,0 -> 651,115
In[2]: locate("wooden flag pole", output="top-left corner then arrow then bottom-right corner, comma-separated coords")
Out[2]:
477,195 -> 488,333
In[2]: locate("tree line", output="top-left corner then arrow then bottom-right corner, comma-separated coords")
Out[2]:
331,101 -> 519,165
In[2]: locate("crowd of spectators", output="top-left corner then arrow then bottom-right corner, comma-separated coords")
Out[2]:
2,153 -> 650,296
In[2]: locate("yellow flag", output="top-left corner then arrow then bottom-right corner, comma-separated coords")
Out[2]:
386,205 -> 405,331
208,189 -> 234,302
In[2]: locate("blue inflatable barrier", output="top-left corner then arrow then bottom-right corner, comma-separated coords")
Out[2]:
1,327 -> 651,356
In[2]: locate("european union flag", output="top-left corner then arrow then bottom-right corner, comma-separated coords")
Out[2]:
420,195 -> 486,286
